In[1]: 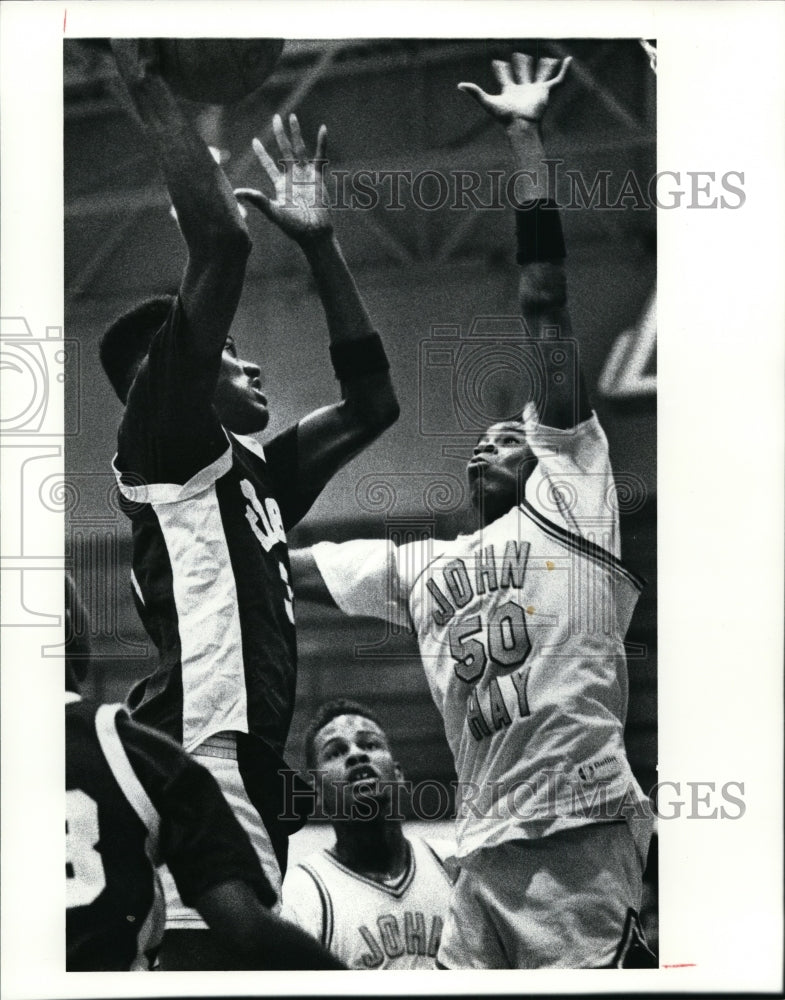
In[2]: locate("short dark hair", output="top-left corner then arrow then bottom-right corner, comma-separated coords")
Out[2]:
99,295 -> 175,403
303,698 -> 386,771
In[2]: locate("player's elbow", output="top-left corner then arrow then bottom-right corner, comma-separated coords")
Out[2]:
188,232 -> 252,280
368,388 -> 401,433
345,377 -> 400,435
518,262 -> 568,311
180,210 -> 252,266
372,386 -> 401,431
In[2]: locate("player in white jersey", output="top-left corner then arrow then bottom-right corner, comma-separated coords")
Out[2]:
281,700 -> 454,968
289,54 -> 655,968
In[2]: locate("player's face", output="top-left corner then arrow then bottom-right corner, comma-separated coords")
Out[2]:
467,421 -> 536,517
312,714 -> 401,817
212,336 -> 270,434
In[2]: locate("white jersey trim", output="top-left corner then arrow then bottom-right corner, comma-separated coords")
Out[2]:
232,433 -> 266,463
298,862 -> 334,950
94,704 -> 160,840
321,841 -> 417,899
94,703 -> 165,970
153,485 -> 248,749
112,433 -> 232,506
519,499 -> 645,591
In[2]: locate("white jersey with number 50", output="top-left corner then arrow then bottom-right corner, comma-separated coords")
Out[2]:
313,409 -> 649,858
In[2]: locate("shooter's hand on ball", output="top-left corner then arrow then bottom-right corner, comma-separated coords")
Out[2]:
109,39 -> 186,137
458,54 -> 571,125
235,114 -> 332,242
109,38 -> 162,91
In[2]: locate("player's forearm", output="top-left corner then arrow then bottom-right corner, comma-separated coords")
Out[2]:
506,119 -> 549,199
217,913 -> 346,969
259,914 -> 346,970
506,118 -> 589,426
298,231 -> 399,429
123,73 -> 250,259
504,118 -> 568,308
298,231 -> 375,343
196,881 -> 345,969
518,262 -> 567,317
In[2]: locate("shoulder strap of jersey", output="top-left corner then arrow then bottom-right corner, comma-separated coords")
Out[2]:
94,704 -> 161,845
519,498 -> 645,591
231,432 -> 266,463
299,861 -> 334,950
112,431 -> 232,507
417,837 -> 457,886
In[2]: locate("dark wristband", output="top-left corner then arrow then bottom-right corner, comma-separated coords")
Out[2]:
329,333 -> 390,381
514,199 -> 566,265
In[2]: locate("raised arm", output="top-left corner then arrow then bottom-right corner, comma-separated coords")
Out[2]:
459,54 -> 591,429
236,114 -> 399,503
111,40 -> 251,366
289,538 -> 412,631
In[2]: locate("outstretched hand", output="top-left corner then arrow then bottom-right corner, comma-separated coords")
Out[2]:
458,54 -> 571,125
235,114 -> 331,241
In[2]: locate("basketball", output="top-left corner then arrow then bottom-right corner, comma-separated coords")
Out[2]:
156,39 -> 285,104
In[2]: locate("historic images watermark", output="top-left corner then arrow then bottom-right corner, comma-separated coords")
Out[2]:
273,159 -> 745,212
278,769 -> 746,823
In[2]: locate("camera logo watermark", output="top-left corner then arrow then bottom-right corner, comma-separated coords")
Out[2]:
1,316 -> 149,661
0,319 -> 79,436
343,313 -> 649,666
419,316 -> 580,437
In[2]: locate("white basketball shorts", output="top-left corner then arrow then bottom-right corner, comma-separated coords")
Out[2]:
437,818 -> 653,969
159,732 -> 282,931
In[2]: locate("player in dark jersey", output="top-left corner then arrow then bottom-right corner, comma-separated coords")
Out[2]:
65,575 -> 344,971
98,40 -> 398,965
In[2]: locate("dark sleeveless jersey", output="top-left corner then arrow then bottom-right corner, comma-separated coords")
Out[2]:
112,299 -> 315,756
66,694 -> 273,971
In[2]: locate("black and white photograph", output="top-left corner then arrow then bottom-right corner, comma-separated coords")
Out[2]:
1,2 -> 783,997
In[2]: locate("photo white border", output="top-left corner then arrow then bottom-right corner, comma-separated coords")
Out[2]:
1,1 -> 783,996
